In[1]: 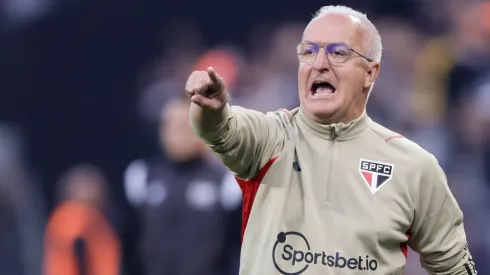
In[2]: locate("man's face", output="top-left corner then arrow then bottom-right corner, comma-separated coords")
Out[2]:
65,171 -> 106,208
160,99 -> 204,162
298,13 -> 379,124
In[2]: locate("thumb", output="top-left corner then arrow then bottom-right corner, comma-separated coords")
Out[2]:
190,94 -> 223,110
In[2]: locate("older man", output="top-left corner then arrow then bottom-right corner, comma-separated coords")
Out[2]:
185,5 -> 477,275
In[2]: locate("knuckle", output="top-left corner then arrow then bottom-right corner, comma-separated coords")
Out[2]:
199,77 -> 210,87
194,84 -> 208,94
190,87 -> 201,95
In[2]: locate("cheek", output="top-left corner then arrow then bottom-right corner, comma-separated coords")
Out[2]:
298,65 -> 310,91
337,67 -> 363,90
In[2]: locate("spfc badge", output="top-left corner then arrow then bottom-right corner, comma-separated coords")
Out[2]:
359,159 -> 394,194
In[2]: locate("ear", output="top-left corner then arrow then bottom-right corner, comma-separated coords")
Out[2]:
363,62 -> 380,90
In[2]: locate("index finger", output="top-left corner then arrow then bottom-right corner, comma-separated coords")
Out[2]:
207,67 -> 224,87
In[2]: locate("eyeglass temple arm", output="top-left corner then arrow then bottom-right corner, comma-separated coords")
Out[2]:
351,49 -> 373,62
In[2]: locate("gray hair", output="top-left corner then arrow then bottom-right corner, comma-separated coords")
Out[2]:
312,5 -> 383,62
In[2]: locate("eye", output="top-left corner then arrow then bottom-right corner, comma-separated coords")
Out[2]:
326,43 -> 350,57
297,43 -> 317,56
332,48 -> 348,56
304,48 -> 315,55
301,48 -> 316,56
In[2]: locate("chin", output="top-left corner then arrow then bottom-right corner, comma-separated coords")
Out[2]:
311,112 -> 338,123
304,102 -> 342,123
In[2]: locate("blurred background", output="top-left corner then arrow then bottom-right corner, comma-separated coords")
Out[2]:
0,0 -> 489,274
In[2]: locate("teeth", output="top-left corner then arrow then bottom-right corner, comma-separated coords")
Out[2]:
315,86 -> 334,95
311,81 -> 336,96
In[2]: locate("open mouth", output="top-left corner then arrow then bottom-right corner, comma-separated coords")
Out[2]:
310,81 -> 336,95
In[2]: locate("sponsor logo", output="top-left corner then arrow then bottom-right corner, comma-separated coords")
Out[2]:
359,159 -> 394,194
272,231 -> 378,274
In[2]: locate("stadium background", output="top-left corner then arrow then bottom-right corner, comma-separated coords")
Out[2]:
0,0 -> 489,274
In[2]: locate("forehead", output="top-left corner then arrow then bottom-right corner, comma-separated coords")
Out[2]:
303,13 -> 364,46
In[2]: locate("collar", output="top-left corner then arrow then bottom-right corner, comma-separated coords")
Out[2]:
297,108 -> 371,141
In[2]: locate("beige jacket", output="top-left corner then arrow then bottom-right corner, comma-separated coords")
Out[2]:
192,105 -> 477,275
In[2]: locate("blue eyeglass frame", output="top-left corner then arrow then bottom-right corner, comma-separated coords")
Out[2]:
296,41 -> 373,63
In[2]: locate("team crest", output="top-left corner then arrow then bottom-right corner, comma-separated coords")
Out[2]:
359,159 -> 394,194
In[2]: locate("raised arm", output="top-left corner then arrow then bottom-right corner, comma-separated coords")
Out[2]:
186,67 -> 286,179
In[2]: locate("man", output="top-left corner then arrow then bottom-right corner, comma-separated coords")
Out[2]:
124,97 -> 242,275
0,125 -> 45,275
44,165 -> 121,275
186,5 -> 477,275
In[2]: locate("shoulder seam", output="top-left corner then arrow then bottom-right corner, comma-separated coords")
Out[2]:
277,108 -> 293,122
385,135 -> 405,143
369,126 -> 405,144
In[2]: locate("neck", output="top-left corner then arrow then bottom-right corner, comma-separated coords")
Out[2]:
317,110 -> 364,125
305,103 -> 365,125
298,107 -> 370,141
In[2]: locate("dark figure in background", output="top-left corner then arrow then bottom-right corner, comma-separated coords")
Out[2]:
124,97 -> 242,275
0,124 -> 45,275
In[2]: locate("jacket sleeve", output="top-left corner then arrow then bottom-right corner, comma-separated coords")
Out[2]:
191,104 -> 287,180
408,156 -> 477,275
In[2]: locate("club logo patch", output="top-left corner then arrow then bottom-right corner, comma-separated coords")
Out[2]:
359,159 -> 394,194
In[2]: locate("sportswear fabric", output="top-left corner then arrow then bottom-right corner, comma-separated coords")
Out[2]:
191,104 -> 477,275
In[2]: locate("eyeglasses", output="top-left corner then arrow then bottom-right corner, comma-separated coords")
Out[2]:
296,41 -> 373,64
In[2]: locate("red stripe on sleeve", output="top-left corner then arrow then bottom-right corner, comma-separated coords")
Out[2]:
235,157 -> 278,242
400,231 -> 412,258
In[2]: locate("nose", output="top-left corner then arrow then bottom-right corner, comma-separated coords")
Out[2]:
312,48 -> 331,72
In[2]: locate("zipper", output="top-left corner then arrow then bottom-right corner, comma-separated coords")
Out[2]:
325,126 -> 337,202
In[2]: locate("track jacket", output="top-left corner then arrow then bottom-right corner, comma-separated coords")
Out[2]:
191,104 -> 477,275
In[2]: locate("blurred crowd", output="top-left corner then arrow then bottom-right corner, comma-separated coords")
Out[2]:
0,0 -> 490,274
